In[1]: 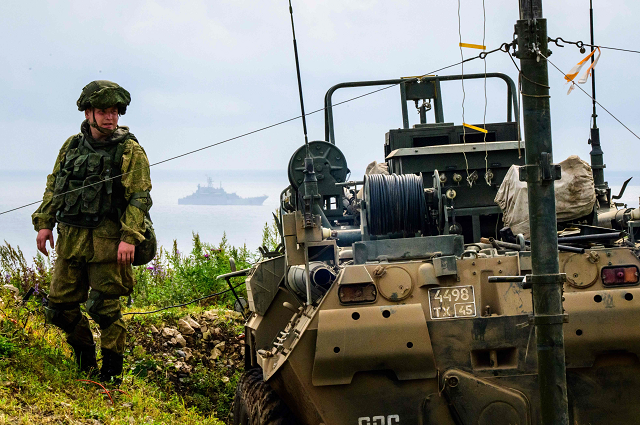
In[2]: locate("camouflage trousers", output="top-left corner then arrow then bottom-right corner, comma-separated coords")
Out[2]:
47,222 -> 134,355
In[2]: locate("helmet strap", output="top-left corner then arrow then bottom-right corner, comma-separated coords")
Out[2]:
90,109 -> 117,136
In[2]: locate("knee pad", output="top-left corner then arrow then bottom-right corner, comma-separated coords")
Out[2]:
86,290 -> 122,330
44,303 -> 82,333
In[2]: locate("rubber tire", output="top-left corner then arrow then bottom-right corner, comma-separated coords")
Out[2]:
233,368 -> 298,425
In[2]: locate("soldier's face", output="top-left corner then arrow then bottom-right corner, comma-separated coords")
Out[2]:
85,106 -> 119,131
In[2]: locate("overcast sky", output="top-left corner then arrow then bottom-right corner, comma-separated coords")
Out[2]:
2,0 -> 639,175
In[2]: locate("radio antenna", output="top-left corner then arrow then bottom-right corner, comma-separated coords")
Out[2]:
589,0 -> 598,126
288,0 -> 310,151
587,0 -> 607,199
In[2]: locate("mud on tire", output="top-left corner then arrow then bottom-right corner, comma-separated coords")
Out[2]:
233,368 -> 298,425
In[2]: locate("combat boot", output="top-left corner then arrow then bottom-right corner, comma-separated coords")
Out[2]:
100,348 -> 124,385
68,341 -> 98,376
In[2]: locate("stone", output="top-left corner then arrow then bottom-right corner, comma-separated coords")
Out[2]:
177,319 -> 195,335
182,347 -> 193,361
184,316 -> 201,329
224,310 -> 243,320
162,327 -> 177,338
222,376 -> 230,383
215,341 -> 226,352
149,325 -> 159,334
210,348 -> 222,360
202,330 -> 212,341
169,338 -> 176,345
175,334 -> 187,347
2,285 -> 18,294
176,350 -> 186,358
202,310 -> 218,321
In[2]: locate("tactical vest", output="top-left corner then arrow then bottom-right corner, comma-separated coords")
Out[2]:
52,134 -> 132,228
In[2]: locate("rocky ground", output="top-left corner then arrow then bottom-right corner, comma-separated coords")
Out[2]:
125,308 -> 246,420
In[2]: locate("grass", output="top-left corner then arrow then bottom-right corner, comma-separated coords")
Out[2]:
0,221 -> 281,424
0,293 -> 226,424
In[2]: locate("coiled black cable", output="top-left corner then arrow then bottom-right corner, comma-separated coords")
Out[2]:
365,174 -> 426,236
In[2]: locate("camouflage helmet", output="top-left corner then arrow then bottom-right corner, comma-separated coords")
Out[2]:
77,80 -> 131,115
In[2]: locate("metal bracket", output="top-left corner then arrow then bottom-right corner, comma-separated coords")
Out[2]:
530,313 -> 569,325
518,152 -> 561,183
522,273 -> 566,289
515,18 -> 550,60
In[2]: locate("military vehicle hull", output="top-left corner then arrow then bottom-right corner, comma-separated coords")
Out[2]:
231,70 -> 640,425
242,248 -> 640,424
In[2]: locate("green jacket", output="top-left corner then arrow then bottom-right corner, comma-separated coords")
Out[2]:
32,121 -> 152,247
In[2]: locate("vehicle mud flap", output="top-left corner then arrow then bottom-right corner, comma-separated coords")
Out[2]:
421,392 -> 457,425
440,369 -> 531,425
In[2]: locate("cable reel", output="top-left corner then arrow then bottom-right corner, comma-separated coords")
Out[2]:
287,141 -> 349,195
363,173 -> 426,236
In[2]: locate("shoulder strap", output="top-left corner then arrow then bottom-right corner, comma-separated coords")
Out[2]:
70,134 -> 82,150
113,136 -> 140,167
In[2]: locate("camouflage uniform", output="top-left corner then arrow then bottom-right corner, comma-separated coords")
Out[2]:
32,81 -> 151,381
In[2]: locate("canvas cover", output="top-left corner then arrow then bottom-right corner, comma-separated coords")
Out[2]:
495,155 -> 596,238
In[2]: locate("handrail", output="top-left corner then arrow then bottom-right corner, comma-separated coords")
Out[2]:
323,73 -> 519,145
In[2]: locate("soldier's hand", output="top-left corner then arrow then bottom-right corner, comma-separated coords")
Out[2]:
36,229 -> 54,256
118,241 -> 136,265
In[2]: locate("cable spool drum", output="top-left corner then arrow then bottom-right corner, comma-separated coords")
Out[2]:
364,173 -> 426,236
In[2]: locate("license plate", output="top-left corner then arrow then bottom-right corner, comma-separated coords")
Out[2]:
428,285 -> 477,320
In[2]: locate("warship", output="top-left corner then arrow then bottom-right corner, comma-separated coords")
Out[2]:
178,177 -> 267,206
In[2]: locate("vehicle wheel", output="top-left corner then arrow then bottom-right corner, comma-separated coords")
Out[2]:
233,368 -> 298,425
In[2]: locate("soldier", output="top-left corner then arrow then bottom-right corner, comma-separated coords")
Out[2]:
32,80 -> 152,383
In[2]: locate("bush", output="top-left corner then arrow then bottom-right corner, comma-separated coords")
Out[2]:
131,232 -> 254,309
1,216 -> 281,311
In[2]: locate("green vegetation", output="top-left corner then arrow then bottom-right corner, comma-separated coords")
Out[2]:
131,232 -> 252,309
0,223 -> 279,424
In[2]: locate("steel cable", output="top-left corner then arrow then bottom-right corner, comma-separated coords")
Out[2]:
536,48 -> 640,141
0,54 -> 506,217
365,174 -> 425,236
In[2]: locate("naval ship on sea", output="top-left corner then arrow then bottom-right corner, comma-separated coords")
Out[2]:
178,177 -> 268,206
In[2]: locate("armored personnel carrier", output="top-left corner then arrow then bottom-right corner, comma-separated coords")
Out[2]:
226,72 -> 640,425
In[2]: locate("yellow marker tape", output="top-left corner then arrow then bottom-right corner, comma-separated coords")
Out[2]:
459,43 -> 486,50
463,123 -> 488,133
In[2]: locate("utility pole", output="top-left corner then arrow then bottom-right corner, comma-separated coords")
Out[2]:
515,0 -> 570,423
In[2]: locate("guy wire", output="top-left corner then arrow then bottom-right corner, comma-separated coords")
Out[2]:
457,0 -> 471,183
1,54 -> 494,217
482,0 -> 489,184
537,48 -> 640,141
123,282 -> 246,316
507,53 -> 526,159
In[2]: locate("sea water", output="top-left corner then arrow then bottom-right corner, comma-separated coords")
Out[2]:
0,169 -> 289,261
2,169 -> 639,263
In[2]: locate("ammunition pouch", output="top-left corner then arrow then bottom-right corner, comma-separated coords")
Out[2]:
129,191 -> 157,266
44,302 -> 82,333
86,290 -> 122,330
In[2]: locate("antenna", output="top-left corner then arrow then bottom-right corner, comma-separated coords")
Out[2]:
288,0 -> 310,150
587,0 -> 607,199
590,0 -> 597,126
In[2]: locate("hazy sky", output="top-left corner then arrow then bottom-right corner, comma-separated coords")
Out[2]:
2,0 -> 639,175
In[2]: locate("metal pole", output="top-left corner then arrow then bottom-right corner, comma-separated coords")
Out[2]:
515,1 -> 570,423
588,0 -> 608,201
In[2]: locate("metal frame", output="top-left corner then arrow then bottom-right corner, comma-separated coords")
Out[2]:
324,73 -> 519,145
